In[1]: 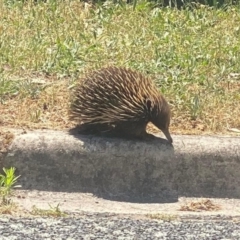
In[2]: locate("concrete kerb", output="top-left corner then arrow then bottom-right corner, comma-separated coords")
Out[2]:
2,129 -> 240,203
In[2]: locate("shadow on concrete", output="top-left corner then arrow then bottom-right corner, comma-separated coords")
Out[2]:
7,128 -> 177,204
68,126 -> 172,144
68,128 -> 177,203
93,190 -> 178,203
7,129 -> 240,203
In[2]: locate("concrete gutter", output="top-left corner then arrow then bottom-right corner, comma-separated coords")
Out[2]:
1,130 -> 240,203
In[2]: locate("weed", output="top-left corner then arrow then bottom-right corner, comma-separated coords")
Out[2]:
0,167 -> 21,204
0,201 -> 18,215
31,204 -> 68,218
0,77 -> 18,103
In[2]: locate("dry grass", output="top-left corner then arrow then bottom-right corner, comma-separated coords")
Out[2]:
179,199 -> 221,212
0,1 -> 239,135
0,72 -> 239,136
0,130 -> 14,153
0,75 -> 72,131
0,201 -> 18,215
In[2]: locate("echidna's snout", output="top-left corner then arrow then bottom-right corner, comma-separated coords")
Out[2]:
161,128 -> 173,144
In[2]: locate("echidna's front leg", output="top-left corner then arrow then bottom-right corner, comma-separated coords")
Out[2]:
77,123 -> 113,135
113,121 -> 154,140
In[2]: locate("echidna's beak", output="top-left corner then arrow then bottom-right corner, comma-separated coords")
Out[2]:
162,129 -> 173,144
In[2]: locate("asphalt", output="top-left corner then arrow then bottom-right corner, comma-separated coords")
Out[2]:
2,129 -> 240,203
1,214 -> 240,240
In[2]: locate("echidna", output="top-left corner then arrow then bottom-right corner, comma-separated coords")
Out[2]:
69,66 -> 173,143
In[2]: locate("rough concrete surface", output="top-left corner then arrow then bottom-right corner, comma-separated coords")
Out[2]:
10,190 -> 240,220
1,129 -> 240,203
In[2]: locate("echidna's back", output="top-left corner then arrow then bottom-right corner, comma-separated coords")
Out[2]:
70,66 -> 160,125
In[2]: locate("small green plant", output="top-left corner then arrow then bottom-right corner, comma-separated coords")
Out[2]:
0,167 -> 21,204
31,204 -> 68,218
189,94 -> 201,120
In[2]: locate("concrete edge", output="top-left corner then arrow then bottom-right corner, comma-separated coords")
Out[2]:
1,129 -> 240,202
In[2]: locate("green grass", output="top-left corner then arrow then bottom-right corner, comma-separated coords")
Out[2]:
0,167 -> 21,202
0,167 -> 21,214
0,0 -> 239,134
31,204 -> 68,217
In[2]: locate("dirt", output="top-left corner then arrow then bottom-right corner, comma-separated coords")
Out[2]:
1,189 -> 240,221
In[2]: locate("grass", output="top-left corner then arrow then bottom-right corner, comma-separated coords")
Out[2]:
0,167 -> 21,214
31,204 -> 68,217
0,201 -> 18,215
0,168 -> 67,217
0,167 -> 21,202
0,0 -> 239,135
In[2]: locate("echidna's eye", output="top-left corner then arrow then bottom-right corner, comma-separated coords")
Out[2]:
146,99 -> 152,113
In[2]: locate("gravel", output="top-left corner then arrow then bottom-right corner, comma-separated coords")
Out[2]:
0,214 -> 240,240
